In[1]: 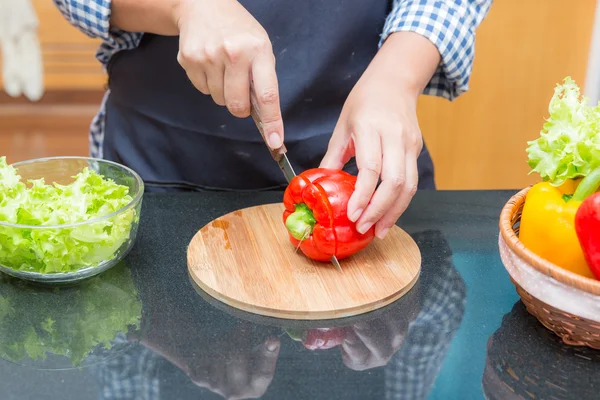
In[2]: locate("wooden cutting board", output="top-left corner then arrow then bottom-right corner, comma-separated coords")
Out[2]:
187,203 -> 421,320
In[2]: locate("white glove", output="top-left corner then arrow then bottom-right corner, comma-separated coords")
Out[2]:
18,29 -> 44,101
0,0 -> 44,101
1,32 -> 21,97
0,0 -> 21,97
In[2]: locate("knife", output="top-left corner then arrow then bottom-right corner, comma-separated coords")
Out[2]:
249,84 -> 343,272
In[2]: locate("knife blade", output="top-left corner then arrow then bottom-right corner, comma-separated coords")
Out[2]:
248,86 -> 296,183
249,84 -> 342,272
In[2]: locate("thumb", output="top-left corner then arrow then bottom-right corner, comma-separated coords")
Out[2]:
319,121 -> 352,170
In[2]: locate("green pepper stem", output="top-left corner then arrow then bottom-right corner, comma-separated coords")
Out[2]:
285,203 -> 316,241
572,166 -> 600,201
285,328 -> 306,342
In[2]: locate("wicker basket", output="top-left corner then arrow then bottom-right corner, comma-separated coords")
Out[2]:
498,186 -> 600,350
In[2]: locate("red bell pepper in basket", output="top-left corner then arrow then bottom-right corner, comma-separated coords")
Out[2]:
283,168 -> 375,261
575,192 -> 600,280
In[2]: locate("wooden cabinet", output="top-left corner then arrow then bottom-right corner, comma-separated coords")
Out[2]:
1,0 -> 598,189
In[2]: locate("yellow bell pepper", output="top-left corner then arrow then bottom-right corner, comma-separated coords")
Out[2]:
519,178 -> 597,279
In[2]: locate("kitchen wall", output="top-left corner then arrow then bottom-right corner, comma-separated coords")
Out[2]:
416,0 -> 598,190
0,0 -> 598,190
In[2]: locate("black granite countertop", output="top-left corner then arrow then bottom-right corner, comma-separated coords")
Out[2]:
1,190 -> 599,400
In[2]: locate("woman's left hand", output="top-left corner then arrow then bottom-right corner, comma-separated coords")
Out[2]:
320,32 -> 439,240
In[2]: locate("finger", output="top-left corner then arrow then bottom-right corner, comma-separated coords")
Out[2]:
375,151 -> 419,239
351,321 -> 395,362
340,335 -> 371,370
347,123 -> 382,226
356,129 -> 405,235
319,120 -> 353,170
253,338 -> 280,377
186,70 -> 210,95
205,62 -> 226,106
358,315 -> 410,347
224,56 -> 251,118
251,51 -> 283,149
177,48 -> 210,95
193,360 -> 226,392
226,360 -> 250,393
250,338 -> 280,392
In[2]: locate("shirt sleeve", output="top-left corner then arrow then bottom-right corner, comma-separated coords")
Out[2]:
52,0 -> 143,67
381,0 -> 493,100
384,230 -> 467,399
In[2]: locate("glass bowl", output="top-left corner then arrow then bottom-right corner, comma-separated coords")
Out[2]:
0,156 -> 144,284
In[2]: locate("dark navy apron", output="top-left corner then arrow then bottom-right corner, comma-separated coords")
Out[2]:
103,0 -> 436,192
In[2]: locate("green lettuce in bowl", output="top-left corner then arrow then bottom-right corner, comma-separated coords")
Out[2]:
0,156 -> 144,283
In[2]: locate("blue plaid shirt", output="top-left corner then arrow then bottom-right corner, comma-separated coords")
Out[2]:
52,0 -> 492,158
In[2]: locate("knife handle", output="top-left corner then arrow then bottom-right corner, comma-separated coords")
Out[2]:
249,84 -> 287,163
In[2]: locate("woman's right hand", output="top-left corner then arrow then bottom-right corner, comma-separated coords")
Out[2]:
174,0 -> 284,149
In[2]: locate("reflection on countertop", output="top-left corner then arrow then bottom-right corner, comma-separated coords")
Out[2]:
483,301 -> 600,400
0,261 -> 142,370
83,229 -> 466,400
0,190 -> 597,399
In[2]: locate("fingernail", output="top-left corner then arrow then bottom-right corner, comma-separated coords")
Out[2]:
357,222 -> 372,234
268,132 -> 282,149
350,208 -> 363,222
266,339 -> 280,352
376,227 -> 390,239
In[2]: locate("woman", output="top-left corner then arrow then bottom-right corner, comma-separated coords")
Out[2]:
52,0 -> 491,239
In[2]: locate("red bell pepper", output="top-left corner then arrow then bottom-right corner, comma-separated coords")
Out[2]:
575,191 -> 600,280
286,327 -> 348,350
282,168 -> 375,261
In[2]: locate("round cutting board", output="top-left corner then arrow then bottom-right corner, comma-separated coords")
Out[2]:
187,203 -> 421,320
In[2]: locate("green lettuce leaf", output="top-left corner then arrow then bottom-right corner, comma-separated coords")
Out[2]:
0,263 -> 142,366
0,157 -> 137,273
526,77 -> 600,186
